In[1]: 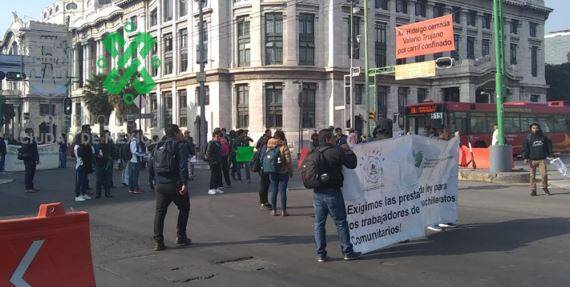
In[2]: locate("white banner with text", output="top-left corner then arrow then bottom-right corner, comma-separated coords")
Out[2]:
343,135 -> 459,254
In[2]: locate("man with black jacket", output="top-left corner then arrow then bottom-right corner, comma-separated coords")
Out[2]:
153,124 -> 190,251
206,130 -> 223,195
20,128 -> 40,193
522,123 -> 553,196
313,129 -> 360,262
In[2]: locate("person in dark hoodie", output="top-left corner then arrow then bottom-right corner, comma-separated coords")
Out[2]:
522,123 -> 553,196
206,130 -> 223,195
312,129 -> 361,263
20,128 -> 40,193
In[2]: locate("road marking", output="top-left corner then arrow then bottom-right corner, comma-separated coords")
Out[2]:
10,240 -> 44,287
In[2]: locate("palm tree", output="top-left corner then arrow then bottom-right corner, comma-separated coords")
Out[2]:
83,74 -> 114,135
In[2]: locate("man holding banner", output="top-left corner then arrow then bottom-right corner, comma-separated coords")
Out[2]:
310,129 -> 361,262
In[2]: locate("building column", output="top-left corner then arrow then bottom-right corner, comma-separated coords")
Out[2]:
85,42 -> 92,81
172,83 -> 178,125
250,0 -> 262,67
96,39 -> 103,75
73,45 -> 80,89
284,2 -> 298,65
477,12 -> 484,59
157,86 -> 163,130
387,0 -> 397,66
460,11 -> 468,60
460,83 -> 476,102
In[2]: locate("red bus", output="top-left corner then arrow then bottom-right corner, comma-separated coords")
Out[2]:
404,101 -> 570,155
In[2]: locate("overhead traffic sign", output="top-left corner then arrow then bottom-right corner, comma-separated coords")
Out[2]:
395,61 -> 436,80
396,15 -> 455,59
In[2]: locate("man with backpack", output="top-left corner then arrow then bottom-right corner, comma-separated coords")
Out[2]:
219,128 -> 232,188
152,124 -> 191,251
74,130 -> 94,201
522,123 -> 553,197
128,130 -> 146,194
301,129 -> 360,262
19,128 -> 40,193
206,130 -> 224,195
93,132 -> 114,198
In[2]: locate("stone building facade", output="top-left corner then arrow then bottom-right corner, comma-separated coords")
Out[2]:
41,0 -> 551,151
0,14 -> 70,142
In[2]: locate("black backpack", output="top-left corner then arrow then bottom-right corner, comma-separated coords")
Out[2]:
153,141 -> 178,176
121,142 -> 132,161
301,147 -> 332,189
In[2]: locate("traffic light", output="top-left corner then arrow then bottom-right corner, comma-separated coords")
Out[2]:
64,98 -> 72,115
369,111 -> 376,120
435,57 -> 454,69
5,72 -> 26,81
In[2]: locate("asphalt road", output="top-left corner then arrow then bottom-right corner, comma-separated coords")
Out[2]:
1,165 -> 569,287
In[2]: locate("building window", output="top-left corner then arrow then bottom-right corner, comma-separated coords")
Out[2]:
417,88 -> 428,103
163,0 -> 173,22
40,104 -> 55,116
377,86 -> 389,118
467,37 -> 475,60
265,13 -> 283,65
163,33 -> 173,75
150,93 -> 157,127
415,0 -> 427,17
398,87 -> 409,113
195,86 -> 210,106
237,17 -> 250,67
531,46 -> 538,77
510,19 -> 519,34
467,10 -> 476,27
75,103 -> 82,126
150,9 -> 157,26
376,0 -> 388,10
483,13 -> 492,29
130,16 -> 138,31
415,55 -> 425,62
451,34 -> 460,60
301,83 -> 316,129
482,39 -> 490,57
355,84 -> 363,105
151,37 -> 158,76
236,84 -> 249,128
396,0 -> 408,14
265,83 -> 283,128
443,87 -> 460,102
530,95 -> 540,103
299,13 -> 315,65
375,22 -> 387,67
433,4 -> 445,18
179,89 -> 187,127
348,16 -> 361,59
179,29 -> 188,72
452,7 -> 461,24
179,0 -> 188,17
163,91 -> 173,127
396,58 -> 407,65
529,22 -> 538,37
510,43 -> 518,65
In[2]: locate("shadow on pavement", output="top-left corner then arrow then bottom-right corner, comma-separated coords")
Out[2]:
363,217 -> 570,260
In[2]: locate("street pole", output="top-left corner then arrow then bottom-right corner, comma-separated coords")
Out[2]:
363,0 -> 370,138
197,0 -> 207,157
349,1 -> 355,129
490,0 -> 512,173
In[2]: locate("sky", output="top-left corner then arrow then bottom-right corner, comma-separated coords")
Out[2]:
0,0 -> 569,38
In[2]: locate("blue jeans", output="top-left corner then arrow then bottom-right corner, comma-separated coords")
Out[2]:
95,166 -> 112,197
74,166 -> 88,197
269,173 -> 289,211
0,154 -> 5,171
59,151 -> 67,168
313,188 -> 354,257
128,162 -> 140,191
237,162 -> 251,181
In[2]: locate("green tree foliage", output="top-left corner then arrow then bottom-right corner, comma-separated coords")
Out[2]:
546,63 -> 570,102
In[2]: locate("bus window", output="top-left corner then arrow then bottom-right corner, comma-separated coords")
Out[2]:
537,117 -> 552,133
553,116 -> 566,132
504,114 -> 521,133
469,114 -> 489,134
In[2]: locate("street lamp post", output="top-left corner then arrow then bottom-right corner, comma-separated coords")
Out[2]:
363,0 -> 370,138
490,0 -> 513,173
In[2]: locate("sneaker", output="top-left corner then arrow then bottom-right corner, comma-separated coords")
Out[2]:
154,241 -> 166,251
133,189 -> 144,194
281,210 -> 289,217
317,255 -> 328,263
530,190 -> 537,197
427,226 -> 442,232
216,188 -> 224,194
82,195 -> 92,200
176,237 -> 192,246
260,203 -> 272,210
271,210 -> 278,216
343,252 -> 362,261
75,196 -> 86,202
208,189 -> 217,195
543,188 -> 552,195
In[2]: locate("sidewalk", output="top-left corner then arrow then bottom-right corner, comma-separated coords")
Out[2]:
514,156 -> 570,190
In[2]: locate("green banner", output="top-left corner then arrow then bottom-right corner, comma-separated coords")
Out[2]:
236,146 -> 254,163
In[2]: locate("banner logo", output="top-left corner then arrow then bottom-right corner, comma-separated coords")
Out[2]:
361,150 -> 384,186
